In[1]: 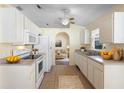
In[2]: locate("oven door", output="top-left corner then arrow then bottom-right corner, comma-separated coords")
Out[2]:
36,57 -> 44,82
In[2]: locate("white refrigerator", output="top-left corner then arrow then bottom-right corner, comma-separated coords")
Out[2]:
34,35 -> 53,72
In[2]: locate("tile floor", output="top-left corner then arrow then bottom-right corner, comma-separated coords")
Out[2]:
39,65 -> 94,89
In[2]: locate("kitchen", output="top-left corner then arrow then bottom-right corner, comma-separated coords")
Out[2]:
0,4 -> 124,89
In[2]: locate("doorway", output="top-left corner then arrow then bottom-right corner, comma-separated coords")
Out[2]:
55,32 -> 70,65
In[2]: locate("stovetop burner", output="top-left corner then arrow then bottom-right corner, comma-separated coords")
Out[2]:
22,54 -> 42,59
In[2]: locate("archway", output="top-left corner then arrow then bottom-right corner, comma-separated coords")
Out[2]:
55,32 -> 70,65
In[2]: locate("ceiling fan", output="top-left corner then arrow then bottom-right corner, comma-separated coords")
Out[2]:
59,9 -> 75,26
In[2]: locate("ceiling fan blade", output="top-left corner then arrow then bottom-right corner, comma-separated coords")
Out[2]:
69,17 -> 74,20
36,4 -> 42,9
16,6 -> 23,11
70,22 -> 75,24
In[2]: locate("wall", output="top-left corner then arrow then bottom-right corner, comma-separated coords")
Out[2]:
86,4 -> 124,51
40,24 -> 85,65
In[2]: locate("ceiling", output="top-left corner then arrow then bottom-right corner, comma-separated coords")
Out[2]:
14,4 -> 114,28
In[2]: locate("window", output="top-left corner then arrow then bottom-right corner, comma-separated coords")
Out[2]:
91,28 -> 103,49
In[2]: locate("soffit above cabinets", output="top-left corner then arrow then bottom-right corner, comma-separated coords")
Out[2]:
13,4 -> 114,28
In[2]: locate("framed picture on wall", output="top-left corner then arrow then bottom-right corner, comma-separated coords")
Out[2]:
55,40 -> 62,47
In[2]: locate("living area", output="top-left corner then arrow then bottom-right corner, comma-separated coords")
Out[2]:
55,32 -> 70,65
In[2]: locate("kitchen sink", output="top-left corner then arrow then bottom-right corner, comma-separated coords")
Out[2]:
82,50 -> 100,56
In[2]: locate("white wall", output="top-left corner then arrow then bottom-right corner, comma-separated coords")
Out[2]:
40,24 -> 85,65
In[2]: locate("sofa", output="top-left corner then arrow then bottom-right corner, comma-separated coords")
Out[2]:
55,49 -> 67,59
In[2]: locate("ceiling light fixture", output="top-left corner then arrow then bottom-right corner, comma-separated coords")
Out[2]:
61,9 -> 70,26
61,18 -> 69,26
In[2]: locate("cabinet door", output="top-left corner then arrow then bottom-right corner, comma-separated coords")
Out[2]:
80,56 -> 88,77
74,53 -> 80,67
94,67 -> 104,89
78,55 -> 83,72
82,58 -> 88,77
0,7 -> 16,43
30,21 -> 38,35
84,30 -> 90,44
15,9 -> 24,44
80,29 -> 90,44
28,63 -> 35,88
24,16 -> 31,30
88,59 -> 94,85
80,30 -> 85,44
74,53 -> 78,66
114,12 -> 124,43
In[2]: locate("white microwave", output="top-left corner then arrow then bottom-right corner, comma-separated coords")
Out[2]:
24,30 -> 39,45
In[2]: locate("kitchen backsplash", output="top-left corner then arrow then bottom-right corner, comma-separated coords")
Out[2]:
0,44 -> 12,58
0,43 -> 31,58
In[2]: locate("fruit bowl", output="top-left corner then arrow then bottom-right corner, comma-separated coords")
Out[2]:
6,56 -> 21,63
100,51 -> 113,60
102,55 -> 112,60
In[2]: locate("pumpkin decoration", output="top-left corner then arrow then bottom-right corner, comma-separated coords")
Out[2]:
111,47 -> 123,61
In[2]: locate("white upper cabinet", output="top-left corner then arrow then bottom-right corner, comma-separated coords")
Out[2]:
30,21 -> 40,35
113,12 -> 124,43
80,29 -> 90,44
0,7 -> 24,44
99,12 -> 124,43
0,7 -> 16,43
0,6 -> 41,44
24,16 -> 31,30
14,9 -> 24,44
85,29 -> 90,44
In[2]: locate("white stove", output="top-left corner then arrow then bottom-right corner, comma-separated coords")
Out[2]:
22,53 -> 45,88
13,50 -> 45,89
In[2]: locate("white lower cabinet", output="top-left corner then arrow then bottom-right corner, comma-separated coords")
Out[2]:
80,56 -> 88,77
88,59 -> 104,89
87,60 -> 94,85
75,52 -> 124,89
94,67 -> 104,88
74,52 -> 80,67
0,63 -> 36,89
75,53 -> 88,77
75,52 -> 103,89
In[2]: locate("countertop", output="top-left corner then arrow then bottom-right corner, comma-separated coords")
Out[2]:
0,53 -> 46,66
75,50 -> 124,65
0,59 -> 35,66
